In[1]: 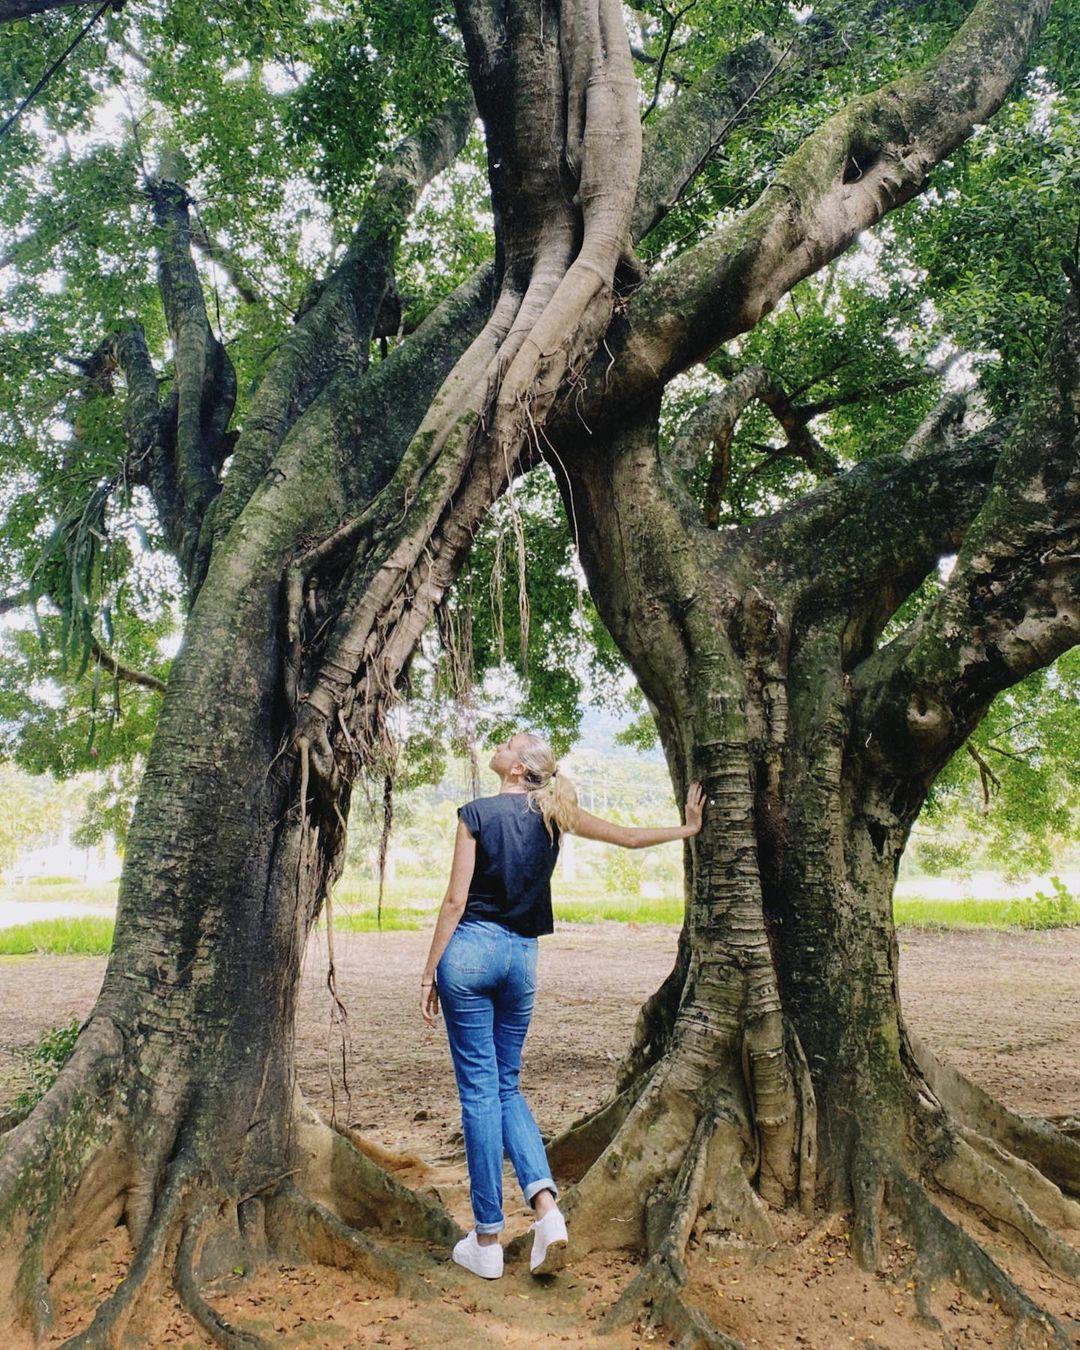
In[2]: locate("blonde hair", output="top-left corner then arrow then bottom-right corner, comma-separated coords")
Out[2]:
512,729 -> 579,844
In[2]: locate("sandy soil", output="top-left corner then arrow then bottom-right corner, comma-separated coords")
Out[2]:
1,923 -> 1077,1347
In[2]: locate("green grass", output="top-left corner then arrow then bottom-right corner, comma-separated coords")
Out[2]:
554,896 -> 685,924
0,889 -> 1075,956
894,898 -> 1024,930
328,895 -> 1078,931
895,879 -> 1080,931
325,909 -> 427,933
0,917 -> 115,955
0,881 -> 119,906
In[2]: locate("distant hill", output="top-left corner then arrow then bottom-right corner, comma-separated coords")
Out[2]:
577,700 -> 665,761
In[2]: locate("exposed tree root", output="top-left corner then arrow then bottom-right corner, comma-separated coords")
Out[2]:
551,1069 -> 701,1256
851,1146 -> 887,1272
0,1072 -> 470,1347
264,1182 -> 430,1300
957,1124 -> 1080,1233
910,1034 -> 1080,1198
545,1075 -> 645,1182
0,1105 -> 33,1136
597,1108 -> 783,1348
785,1018 -> 817,1218
885,1167 -> 1073,1349
176,1208 -> 268,1350
696,1121 -> 778,1246
64,1155 -> 197,1349
536,1023 -> 1078,1350
933,1135 -> 1080,1281
292,1099 -> 461,1245
600,1251 -> 742,1350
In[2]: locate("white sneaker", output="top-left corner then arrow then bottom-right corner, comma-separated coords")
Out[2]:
452,1229 -> 504,1279
529,1206 -> 568,1274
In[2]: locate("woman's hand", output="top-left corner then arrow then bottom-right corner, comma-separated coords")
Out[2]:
421,979 -> 440,1028
685,781 -> 706,835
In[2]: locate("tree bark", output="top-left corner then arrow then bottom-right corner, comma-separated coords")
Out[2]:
534,277 -> 1079,1344
1,0 -> 1073,1345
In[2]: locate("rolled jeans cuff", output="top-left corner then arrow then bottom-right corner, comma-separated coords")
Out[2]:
475,1218 -> 506,1234
524,1176 -> 558,1204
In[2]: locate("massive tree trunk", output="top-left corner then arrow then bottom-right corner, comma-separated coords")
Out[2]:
1,0 -> 1074,1346
538,274 -> 1080,1344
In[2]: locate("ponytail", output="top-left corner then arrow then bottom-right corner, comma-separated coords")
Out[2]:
516,731 -> 580,843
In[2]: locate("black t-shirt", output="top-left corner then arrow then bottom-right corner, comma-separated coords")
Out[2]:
457,792 -> 560,937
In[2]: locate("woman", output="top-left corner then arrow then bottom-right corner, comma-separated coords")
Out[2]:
419,729 -> 706,1280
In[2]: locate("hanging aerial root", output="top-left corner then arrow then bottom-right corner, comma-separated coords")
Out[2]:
176,1207 -> 267,1350
884,1167 -> 1073,1349
264,1183 -> 430,1300
933,1135 -> 1080,1281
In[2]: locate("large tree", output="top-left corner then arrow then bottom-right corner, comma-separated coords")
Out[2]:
0,1 -> 1077,1347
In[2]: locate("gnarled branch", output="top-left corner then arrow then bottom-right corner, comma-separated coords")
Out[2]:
747,417 -> 1015,625
852,266 -> 1079,771
603,0 -> 1051,412
209,92 -> 477,555
147,159 -> 237,584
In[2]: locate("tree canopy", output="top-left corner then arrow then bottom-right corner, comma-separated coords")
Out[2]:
2,0 -> 1076,860
2,5 -> 1079,1347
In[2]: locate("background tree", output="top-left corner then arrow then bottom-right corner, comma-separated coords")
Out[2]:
0,2 -> 1077,1348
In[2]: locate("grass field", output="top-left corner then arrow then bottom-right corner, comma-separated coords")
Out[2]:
0,916 -> 116,955
0,885 -> 1076,957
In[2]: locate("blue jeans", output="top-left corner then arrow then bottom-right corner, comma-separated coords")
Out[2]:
436,918 -> 559,1234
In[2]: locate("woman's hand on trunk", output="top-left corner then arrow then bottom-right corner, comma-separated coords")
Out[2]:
685,781 -> 705,834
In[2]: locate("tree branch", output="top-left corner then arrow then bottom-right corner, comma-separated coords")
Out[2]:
90,635 -> 167,693
640,0 -> 699,122
633,22 -> 814,241
147,157 -> 236,583
209,91 -> 476,557
609,0 -> 1051,406
322,7 -> 865,509
187,222 -> 262,307
0,0 -> 91,21
852,266 -> 1080,773
899,388 -> 969,461
0,590 -> 29,614
749,416 -> 1016,621
664,363 -> 838,525
105,319 -> 189,558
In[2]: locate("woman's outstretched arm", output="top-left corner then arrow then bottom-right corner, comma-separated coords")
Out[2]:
570,781 -> 705,849
419,819 -> 476,1026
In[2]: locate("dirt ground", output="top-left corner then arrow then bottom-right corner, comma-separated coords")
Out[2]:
1,923 -> 1078,1347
